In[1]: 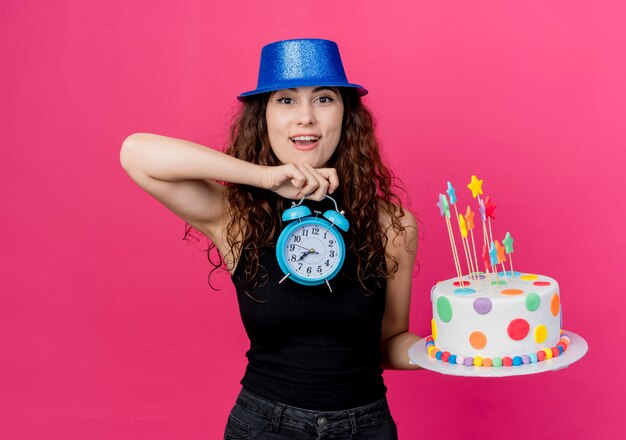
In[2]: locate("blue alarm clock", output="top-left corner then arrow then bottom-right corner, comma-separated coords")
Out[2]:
276,195 -> 349,292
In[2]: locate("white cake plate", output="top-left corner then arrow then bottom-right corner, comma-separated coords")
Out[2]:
408,330 -> 588,377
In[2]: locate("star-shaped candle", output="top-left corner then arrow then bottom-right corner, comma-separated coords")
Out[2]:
503,232 -> 515,277
489,242 -> 499,267
478,198 -> 487,222
503,232 -> 514,254
495,240 -> 506,263
447,182 -> 457,205
482,244 -> 490,268
459,214 -> 468,238
485,196 -> 497,220
467,175 -> 484,198
437,193 -> 462,282
481,243 -> 493,286
436,194 -> 451,218
465,206 -> 475,230
436,194 -> 446,217
465,205 -> 480,283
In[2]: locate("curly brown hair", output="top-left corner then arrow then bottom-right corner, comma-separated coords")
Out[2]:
187,88 -> 411,293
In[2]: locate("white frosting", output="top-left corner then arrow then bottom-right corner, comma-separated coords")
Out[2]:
431,273 -> 561,358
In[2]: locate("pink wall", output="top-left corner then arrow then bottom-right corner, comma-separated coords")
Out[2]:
2,0 -> 624,438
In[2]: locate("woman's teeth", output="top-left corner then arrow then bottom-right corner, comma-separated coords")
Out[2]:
290,136 -> 319,145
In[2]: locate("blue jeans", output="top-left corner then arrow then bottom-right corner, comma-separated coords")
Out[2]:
224,388 -> 398,440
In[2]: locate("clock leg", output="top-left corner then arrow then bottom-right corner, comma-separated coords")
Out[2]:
325,279 -> 333,293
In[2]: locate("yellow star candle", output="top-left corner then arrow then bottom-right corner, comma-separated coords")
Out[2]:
467,175 -> 484,198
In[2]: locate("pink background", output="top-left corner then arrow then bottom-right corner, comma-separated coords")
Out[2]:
2,1 -> 624,438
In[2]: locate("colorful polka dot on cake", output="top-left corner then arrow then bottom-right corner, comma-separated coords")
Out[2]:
469,331 -> 487,349
534,324 -> 548,343
436,297 -> 453,322
473,297 -> 492,314
533,281 -> 551,286
501,289 -> 524,296
453,287 -> 476,295
525,292 -> 541,311
507,318 -> 530,340
551,294 -> 560,316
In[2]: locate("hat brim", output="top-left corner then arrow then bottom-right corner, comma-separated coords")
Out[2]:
237,82 -> 368,102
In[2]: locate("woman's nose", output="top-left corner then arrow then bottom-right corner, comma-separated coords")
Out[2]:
296,103 -> 315,125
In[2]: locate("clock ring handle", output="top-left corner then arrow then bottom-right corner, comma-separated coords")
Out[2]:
292,194 -> 345,216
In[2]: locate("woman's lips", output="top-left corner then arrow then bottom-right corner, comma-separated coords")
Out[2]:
293,140 -> 319,151
291,136 -> 321,151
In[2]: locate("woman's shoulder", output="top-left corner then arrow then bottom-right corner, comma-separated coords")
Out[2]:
377,200 -> 418,233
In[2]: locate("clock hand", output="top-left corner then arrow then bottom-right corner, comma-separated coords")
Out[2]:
297,248 -> 319,261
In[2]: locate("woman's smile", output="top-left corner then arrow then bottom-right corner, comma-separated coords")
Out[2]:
290,134 -> 321,150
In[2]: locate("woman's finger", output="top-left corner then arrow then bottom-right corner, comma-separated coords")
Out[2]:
315,168 -> 339,194
285,164 -> 306,189
295,163 -> 321,198
301,163 -> 329,201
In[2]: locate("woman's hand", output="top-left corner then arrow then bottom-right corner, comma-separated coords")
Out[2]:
259,163 -> 339,201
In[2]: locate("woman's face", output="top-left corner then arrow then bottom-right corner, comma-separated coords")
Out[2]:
265,86 -> 344,167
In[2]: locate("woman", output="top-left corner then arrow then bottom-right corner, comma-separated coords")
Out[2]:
120,39 -> 422,440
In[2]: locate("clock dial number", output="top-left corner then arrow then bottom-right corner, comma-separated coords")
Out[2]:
284,224 -> 341,279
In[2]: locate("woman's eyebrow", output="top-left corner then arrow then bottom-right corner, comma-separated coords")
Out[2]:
286,87 -> 337,93
312,87 -> 336,93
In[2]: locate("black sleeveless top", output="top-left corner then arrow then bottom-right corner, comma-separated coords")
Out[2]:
231,204 -> 387,411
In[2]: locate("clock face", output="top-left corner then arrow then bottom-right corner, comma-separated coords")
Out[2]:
276,218 -> 346,285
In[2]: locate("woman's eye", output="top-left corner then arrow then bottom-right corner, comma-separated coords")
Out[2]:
277,97 -> 294,104
317,96 -> 334,103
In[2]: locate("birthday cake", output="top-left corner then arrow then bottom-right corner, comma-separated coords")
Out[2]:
426,272 -> 569,367
425,176 -> 570,367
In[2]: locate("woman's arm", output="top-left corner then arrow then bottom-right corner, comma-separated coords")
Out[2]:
379,207 -> 423,370
119,133 -> 339,240
120,133 -> 260,239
